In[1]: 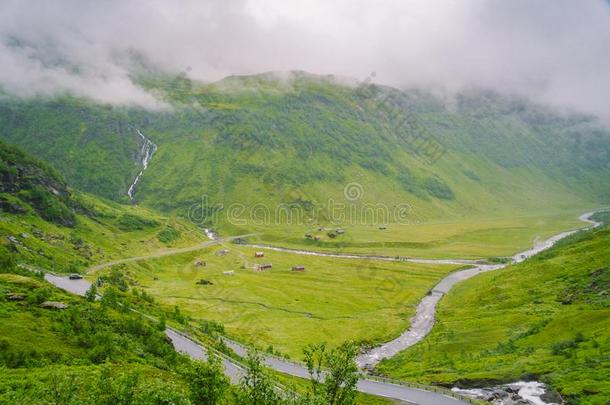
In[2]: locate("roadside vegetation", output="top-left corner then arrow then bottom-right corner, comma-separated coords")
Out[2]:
0,251 -> 372,404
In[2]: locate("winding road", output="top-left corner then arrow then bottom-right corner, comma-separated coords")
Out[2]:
86,233 -> 254,274
43,211 -> 604,404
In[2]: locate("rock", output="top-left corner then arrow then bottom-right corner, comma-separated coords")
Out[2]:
7,293 -> 26,301
541,390 -> 563,403
0,198 -> 25,214
40,301 -> 69,309
7,236 -> 21,245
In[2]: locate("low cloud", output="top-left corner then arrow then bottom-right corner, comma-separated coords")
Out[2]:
1,0 -> 609,119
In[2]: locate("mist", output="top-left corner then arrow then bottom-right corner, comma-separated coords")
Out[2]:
1,0 -> 609,119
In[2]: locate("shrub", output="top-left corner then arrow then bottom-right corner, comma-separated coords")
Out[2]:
117,214 -> 159,231
423,177 -> 455,200
158,226 -> 181,244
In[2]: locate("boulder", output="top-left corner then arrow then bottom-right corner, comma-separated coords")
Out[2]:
40,301 -> 69,309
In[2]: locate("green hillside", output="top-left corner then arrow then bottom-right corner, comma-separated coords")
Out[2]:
0,140 -> 207,275
377,214 -> 610,404
1,72 -> 609,257
0,97 -> 146,202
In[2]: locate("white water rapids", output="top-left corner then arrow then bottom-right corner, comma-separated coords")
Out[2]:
127,129 -> 157,200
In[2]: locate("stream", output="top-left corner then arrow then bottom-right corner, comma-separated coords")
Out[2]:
127,128 -> 157,200
356,212 -> 601,368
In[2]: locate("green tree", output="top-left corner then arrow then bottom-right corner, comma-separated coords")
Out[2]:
303,342 -> 360,405
238,351 -> 280,405
85,284 -> 97,302
182,355 -> 229,405
100,286 -> 120,308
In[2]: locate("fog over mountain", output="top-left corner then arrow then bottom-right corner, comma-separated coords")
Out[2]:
1,0 -> 609,120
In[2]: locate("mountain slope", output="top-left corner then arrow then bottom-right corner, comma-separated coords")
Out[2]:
1,72 -> 609,234
0,97 -> 147,202
0,140 -> 206,274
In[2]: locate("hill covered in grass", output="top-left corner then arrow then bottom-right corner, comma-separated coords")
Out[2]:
0,140 -> 206,275
0,271 -> 196,404
376,215 -> 610,404
1,72 -> 609,233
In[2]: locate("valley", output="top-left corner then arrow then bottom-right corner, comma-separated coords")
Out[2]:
1,73 -> 609,404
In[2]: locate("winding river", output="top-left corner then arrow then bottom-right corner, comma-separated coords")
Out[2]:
240,213 -> 602,368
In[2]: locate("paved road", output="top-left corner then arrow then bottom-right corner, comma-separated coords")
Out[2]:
43,273 -> 92,296
86,233 -> 254,274
221,337 -> 466,405
43,273 -> 468,404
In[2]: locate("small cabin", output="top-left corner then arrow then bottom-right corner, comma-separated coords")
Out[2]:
255,252 -> 265,258
292,265 -> 305,272
257,263 -> 273,271
378,225 -> 387,230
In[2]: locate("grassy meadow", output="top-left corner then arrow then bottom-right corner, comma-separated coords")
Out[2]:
236,209 -> 589,259
92,244 -> 462,359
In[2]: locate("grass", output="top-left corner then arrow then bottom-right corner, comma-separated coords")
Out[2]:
92,244 -> 462,359
240,209 -> 588,259
0,191 -> 207,274
376,225 -> 610,404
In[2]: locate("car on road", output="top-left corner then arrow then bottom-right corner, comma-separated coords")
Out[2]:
68,273 -> 83,280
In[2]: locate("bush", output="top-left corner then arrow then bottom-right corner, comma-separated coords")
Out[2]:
423,177 -> 455,200
158,226 -> 181,244
181,355 -> 229,405
117,214 -> 159,231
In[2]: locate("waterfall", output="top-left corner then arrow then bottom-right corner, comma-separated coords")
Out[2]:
127,129 -> 158,200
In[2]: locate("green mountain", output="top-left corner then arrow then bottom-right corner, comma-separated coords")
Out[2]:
0,97 -> 144,202
1,72 -> 609,236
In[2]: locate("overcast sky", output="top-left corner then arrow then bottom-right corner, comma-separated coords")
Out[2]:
1,0 -> 609,119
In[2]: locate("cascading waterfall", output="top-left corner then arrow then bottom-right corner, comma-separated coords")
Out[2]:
127,129 -> 158,201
